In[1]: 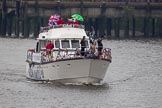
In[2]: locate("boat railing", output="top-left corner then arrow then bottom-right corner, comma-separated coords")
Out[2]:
26,47 -> 112,64
51,24 -> 84,29
39,24 -> 85,33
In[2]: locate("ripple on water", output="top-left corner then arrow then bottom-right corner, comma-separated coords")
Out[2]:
0,38 -> 162,108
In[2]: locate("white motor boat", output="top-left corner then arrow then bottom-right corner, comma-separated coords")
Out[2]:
26,24 -> 112,84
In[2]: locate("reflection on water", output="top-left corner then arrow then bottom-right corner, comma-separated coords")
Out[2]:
0,38 -> 162,108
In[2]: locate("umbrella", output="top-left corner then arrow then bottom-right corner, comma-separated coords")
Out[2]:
71,14 -> 84,22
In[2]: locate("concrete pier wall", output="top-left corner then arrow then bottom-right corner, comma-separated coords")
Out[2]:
1,1 -> 162,38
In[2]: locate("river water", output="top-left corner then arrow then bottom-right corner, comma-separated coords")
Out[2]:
0,38 -> 162,108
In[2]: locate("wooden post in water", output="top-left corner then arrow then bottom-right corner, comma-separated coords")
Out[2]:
124,17 -> 129,38
15,0 -> 20,38
7,14 -> 12,37
132,17 -> 136,37
144,17 -> 149,37
91,18 -> 96,37
40,16 -> 44,28
1,0 -> 7,37
107,18 -> 112,38
57,0 -> 61,15
34,0 -> 40,38
151,18 -> 155,37
28,17 -> 31,37
157,18 -> 161,37
89,18 -> 93,31
144,0 -> 150,38
114,17 -> 120,39
80,0 -> 83,16
99,2 -> 106,38
98,16 -> 102,37
159,18 -> 162,37
6,10 -> 15,37
94,18 -> 99,38
124,0 -> 129,38
0,12 -> 2,35
23,1 -> 29,38
98,16 -> 106,38
86,18 -> 92,32
40,17 -> 44,27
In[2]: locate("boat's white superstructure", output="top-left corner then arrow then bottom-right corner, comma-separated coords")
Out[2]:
26,24 -> 112,84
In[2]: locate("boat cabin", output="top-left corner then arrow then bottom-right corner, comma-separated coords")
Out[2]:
36,24 -> 90,52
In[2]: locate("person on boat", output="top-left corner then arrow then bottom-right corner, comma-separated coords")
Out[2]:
35,40 -> 39,52
90,40 -> 96,57
80,36 -> 86,56
63,49 -> 70,59
103,48 -> 112,62
97,39 -> 103,59
67,18 -> 79,25
46,41 -> 54,59
75,48 -> 80,56
57,17 -> 65,25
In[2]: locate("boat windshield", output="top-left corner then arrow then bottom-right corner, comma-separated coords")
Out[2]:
40,40 -> 48,49
61,40 -> 70,48
55,40 -> 60,48
39,39 -> 89,50
71,40 -> 80,48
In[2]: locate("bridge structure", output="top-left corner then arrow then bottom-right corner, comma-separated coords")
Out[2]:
1,0 -> 162,38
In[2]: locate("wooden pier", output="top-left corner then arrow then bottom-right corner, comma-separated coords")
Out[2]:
1,0 -> 162,38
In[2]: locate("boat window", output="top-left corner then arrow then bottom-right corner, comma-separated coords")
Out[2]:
40,40 -> 48,49
55,40 -> 60,48
61,40 -> 70,48
71,40 -> 80,48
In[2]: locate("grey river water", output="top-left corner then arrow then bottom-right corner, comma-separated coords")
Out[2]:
0,38 -> 162,108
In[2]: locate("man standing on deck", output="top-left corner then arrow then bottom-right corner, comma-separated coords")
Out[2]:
80,36 -> 86,56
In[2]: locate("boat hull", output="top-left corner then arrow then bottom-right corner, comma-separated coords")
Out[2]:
26,59 -> 110,84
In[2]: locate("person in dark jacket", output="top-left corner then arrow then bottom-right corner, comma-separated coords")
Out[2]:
80,36 -> 86,56
97,39 -> 103,56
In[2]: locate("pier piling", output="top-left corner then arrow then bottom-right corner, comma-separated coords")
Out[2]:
15,0 -> 20,37
107,18 -> 112,38
114,18 -> 120,39
132,17 -> 136,37
0,12 -> 2,35
151,18 -> 155,37
33,0 -> 40,38
23,1 -> 29,38
1,0 -> 7,37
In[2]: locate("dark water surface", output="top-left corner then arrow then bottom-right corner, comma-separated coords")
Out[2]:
0,38 -> 162,108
